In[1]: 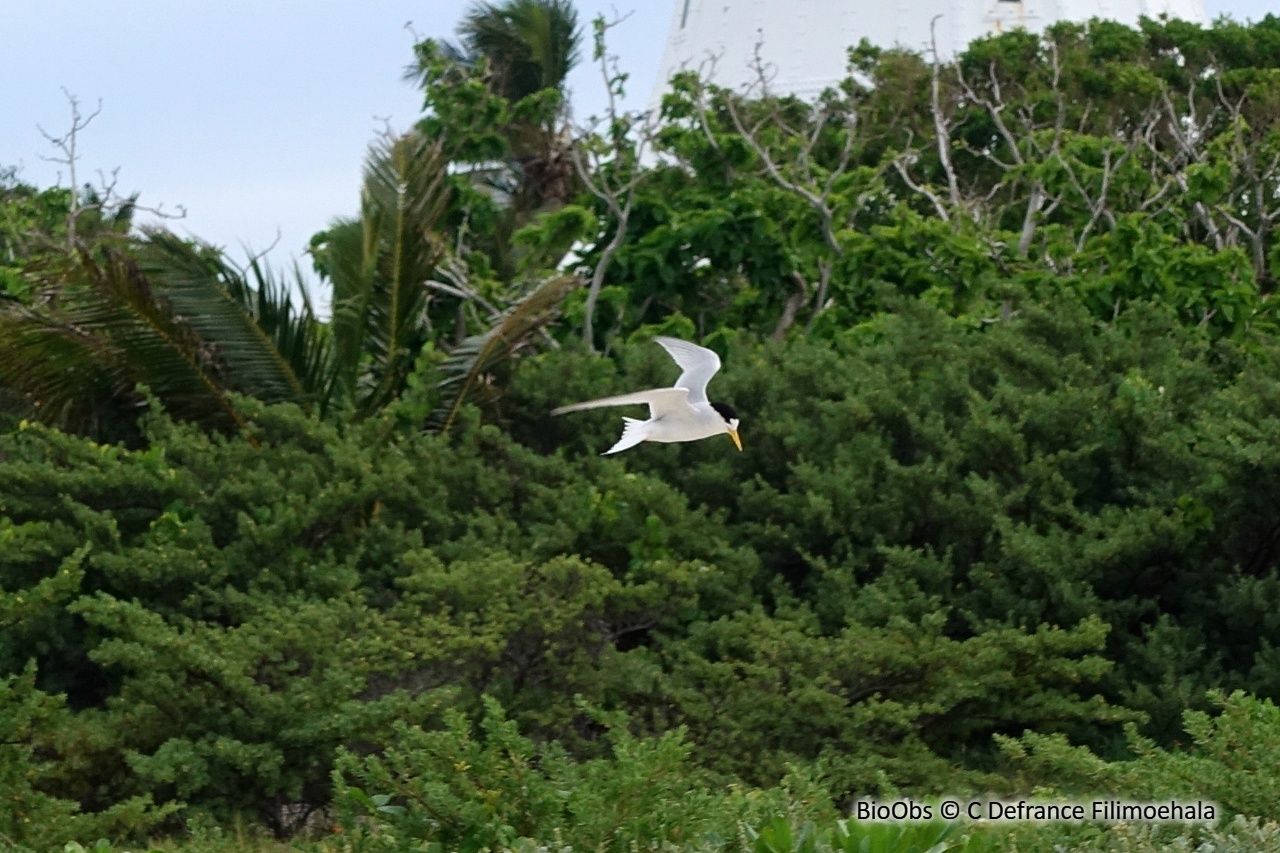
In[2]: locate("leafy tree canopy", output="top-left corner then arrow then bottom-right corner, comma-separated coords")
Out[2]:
4,9 -> 1280,852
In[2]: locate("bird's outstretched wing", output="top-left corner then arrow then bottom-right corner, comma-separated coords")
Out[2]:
653,337 -> 721,404
551,387 -> 690,419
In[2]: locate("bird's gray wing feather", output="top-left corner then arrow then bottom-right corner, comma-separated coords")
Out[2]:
552,387 -> 690,419
652,337 -> 721,404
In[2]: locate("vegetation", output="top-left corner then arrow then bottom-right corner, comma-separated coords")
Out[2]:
3,3 -> 1280,851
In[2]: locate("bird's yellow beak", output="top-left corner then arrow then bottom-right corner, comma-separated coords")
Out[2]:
728,428 -> 743,451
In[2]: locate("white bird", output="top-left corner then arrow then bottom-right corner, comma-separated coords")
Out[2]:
552,337 -> 743,455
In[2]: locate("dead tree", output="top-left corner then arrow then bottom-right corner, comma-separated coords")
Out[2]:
38,89 -> 185,249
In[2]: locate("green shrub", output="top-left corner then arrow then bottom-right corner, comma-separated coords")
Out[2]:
508,295 -> 1280,747
0,662 -> 175,851
989,815 -> 1280,853
998,690 -> 1280,819
332,696 -> 835,853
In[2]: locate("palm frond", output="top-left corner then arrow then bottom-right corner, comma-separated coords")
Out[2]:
404,36 -> 476,90
357,130 -> 453,415
0,247 -> 247,433
67,248 -> 246,430
315,216 -> 372,412
429,271 -> 579,434
137,229 -> 332,410
512,0 -> 581,92
245,256 -> 335,412
459,0 -> 581,101
0,302 -> 131,435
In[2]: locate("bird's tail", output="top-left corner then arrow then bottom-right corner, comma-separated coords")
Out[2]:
603,417 -> 648,455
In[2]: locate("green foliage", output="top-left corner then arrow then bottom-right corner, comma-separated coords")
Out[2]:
614,608 -> 1121,795
747,815 -> 982,853
999,690 -> 1280,820
333,696 -> 834,853
0,172 -> 72,302
406,0 -> 582,280
0,338 -> 1160,839
0,662 -> 85,849
0,402 -> 753,834
511,202 -> 596,273
317,131 -> 453,419
0,662 -> 176,852
430,273 -> 579,433
445,0 -> 581,104
136,232 -> 331,412
508,294 -> 1280,750
986,815 -> 1280,853
0,245 -> 237,437
580,16 -> 1280,342
10,12 -> 1280,852
0,230 -> 330,441
12,263 -> 1280,846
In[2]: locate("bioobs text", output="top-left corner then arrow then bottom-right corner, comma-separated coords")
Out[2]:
854,799 -> 934,821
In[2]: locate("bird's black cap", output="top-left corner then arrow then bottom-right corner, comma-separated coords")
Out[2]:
710,402 -> 738,423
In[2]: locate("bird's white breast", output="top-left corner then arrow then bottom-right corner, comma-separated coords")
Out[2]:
644,404 -> 726,444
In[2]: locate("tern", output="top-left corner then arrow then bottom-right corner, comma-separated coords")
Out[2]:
552,337 -> 743,455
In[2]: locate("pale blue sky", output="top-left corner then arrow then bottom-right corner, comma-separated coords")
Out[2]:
1,0 -> 1272,299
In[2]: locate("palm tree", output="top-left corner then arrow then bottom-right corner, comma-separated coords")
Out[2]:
451,0 -> 582,104
0,230 -> 329,440
316,130 -> 452,418
410,0 -> 583,222
412,0 -> 581,106
312,128 -> 582,429
429,270 -> 578,433
2,129 -> 575,441
0,5 -> 588,442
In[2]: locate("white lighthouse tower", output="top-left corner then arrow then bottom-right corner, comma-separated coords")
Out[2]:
651,0 -> 1209,108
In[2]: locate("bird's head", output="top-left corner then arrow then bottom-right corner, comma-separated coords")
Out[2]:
710,402 -> 743,451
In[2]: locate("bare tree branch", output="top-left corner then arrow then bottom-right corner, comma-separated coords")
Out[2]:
571,13 -> 656,350
38,89 -> 185,249
893,151 -> 950,221
928,16 -> 962,213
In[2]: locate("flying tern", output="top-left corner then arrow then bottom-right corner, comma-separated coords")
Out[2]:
552,337 -> 742,455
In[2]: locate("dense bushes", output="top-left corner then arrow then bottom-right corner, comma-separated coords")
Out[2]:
333,691 -> 1280,853
509,295 -> 1280,743
331,697 -> 835,853
0,401 -> 759,836
5,10 -> 1280,851
5,292 -> 1280,848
